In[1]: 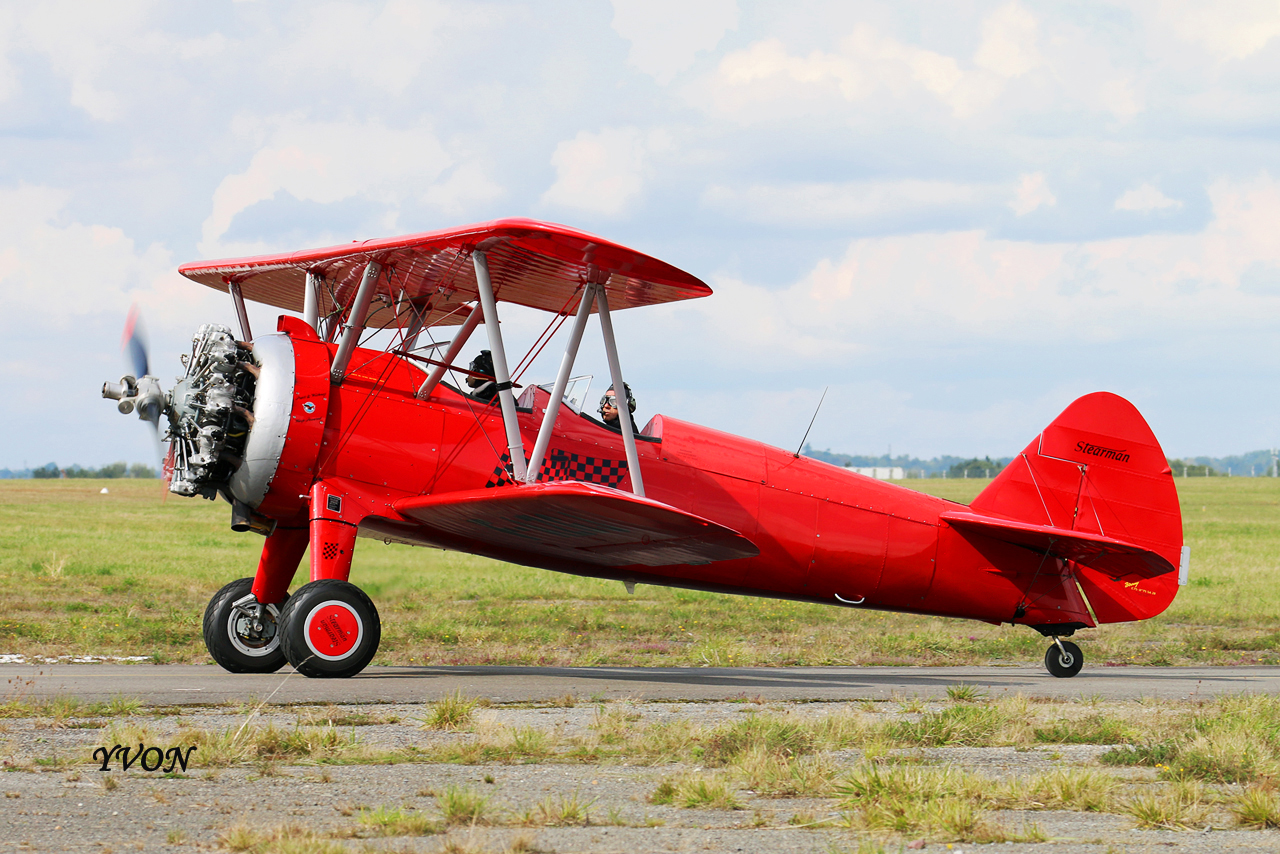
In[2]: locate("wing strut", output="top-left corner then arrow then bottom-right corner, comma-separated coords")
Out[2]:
526,283 -> 596,483
331,261 -> 381,383
416,303 -> 484,400
473,249 -> 528,481
596,286 -> 644,497
303,271 -> 322,333
228,281 -> 253,342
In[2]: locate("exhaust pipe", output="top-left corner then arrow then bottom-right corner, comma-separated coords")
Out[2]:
231,499 -> 276,536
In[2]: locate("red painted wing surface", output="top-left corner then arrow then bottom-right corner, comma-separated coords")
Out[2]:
393,481 -> 759,570
177,218 -> 711,329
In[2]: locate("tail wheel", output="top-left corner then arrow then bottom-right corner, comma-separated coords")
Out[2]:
278,580 -> 381,678
202,578 -> 289,674
1045,639 -> 1084,678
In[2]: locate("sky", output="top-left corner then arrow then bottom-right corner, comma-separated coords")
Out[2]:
2,0 -> 1279,469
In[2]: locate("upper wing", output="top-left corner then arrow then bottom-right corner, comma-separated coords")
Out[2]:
393,481 -> 758,569
178,218 -> 712,329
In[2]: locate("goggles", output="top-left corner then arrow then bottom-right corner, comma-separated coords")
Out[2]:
599,390 -> 635,413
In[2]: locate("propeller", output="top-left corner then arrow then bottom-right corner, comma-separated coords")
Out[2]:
110,303 -> 171,493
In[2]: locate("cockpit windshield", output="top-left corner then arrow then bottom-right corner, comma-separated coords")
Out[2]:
520,375 -> 592,415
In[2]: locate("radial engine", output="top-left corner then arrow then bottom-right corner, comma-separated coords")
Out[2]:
102,323 -> 258,500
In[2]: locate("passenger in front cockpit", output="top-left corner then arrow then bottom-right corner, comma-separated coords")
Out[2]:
599,383 -> 639,434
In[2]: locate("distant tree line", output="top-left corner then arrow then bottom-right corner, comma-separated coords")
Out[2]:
946,457 -> 1006,479
1168,459 -> 1220,477
803,446 -> 1012,479
29,462 -> 157,479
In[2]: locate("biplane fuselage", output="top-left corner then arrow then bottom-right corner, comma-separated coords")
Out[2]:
246,315 -> 1177,637
105,218 -> 1185,678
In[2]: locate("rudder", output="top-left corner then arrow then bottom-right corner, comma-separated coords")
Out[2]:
969,392 -> 1183,623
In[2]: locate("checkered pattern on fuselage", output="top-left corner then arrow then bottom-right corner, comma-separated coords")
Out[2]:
485,449 -> 628,489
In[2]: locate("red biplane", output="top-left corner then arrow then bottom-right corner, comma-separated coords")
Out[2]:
102,219 -> 1187,679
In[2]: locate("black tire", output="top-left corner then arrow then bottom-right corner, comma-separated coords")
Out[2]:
278,580 -> 381,678
1045,640 -> 1084,678
202,578 -> 289,674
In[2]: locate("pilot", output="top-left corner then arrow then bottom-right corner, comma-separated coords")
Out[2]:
465,350 -> 498,402
599,383 -> 639,433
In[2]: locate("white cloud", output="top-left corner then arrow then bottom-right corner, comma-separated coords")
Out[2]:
1160,0 -> 1280,60
1009,172 -> 1055,216
0,184 -> 198,330
714,37 -> 867,100
0,6 -> 18,103
1115,183 -> 1184,212
200,119 -> 454,254
974,3 -> 1042,78
677,174 -> 1280,372
270,0 -> 452,95
540,127 -> 654,216
701,180 -> 990,227
611,0 -> 738,84
704,22 -> 1013,120
423,162 -> 504,217
18,0 -> 153,120
1097,76 -> 1143,120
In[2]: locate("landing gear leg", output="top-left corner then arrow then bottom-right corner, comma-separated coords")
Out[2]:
276,509 -> 381,678
1044,637 -> 1084,678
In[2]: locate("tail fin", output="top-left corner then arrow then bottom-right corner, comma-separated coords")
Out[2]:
966,392 -> 1183,624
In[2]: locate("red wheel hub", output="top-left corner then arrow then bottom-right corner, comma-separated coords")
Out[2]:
305,602 -> 362,660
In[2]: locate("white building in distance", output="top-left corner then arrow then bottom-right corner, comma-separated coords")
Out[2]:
853,467 -> 904,480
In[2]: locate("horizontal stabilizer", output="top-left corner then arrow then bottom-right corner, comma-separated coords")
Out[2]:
940,510 -> 1177,579
394,481 -> 759,568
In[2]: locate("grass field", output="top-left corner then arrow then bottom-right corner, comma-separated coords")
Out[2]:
1,475 -> 1277,668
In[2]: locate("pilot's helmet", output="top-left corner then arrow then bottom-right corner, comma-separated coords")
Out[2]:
599,382 -> 636,416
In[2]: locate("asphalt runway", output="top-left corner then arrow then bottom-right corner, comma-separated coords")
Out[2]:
3,663 -> 1279,706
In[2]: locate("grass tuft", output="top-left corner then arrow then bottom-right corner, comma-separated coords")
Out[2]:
888,702 -> 1023,747
515,791 -> 595,826
1232,785 -> 1280,828
945,684 -> 987,702
1125,780 -> 1209,830
437,785 -> 493,826
734,746 -> 837,797
650,772 -> 741,810
173,721 -> 365,767
1000,768 -> 1120,812
358,804 -> 439,836
425,691 -> 478,731
216,822 -> 348,853
836,762 -> 1046,842
1034,713 -> 1134,745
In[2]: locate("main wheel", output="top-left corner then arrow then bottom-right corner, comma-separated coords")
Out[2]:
1045,640 -> 1084,678
278,580 -> 381,678
202,578 -> 289,674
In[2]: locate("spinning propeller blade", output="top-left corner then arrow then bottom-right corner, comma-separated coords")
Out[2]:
117,304 -> 167,493
161,441 -> 175,501
122,303 -> 149,381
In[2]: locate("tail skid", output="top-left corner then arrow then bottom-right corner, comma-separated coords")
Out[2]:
965,392 -> 1183,625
